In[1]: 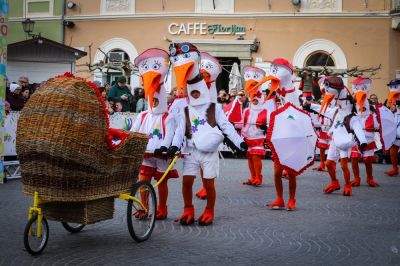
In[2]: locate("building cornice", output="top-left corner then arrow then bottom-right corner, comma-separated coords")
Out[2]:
64,11 -> 389,21
9,11 -> 391,22
10,16 -> 62,22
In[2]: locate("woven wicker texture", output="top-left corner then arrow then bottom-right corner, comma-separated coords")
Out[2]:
17,75 -> 149,202
39,197 -> 115,224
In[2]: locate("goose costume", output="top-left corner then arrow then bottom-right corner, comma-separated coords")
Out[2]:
169,42 -> 247,226
241,66 -> 269,187
316,76 -> 367,196
385,79 -> 400,176
195,52 -> 223,200
349,78 -> 380,187
132,48 -> 183,219
264,58 -> 300,210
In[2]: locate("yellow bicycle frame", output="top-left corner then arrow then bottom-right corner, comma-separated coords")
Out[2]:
28,192 -> 43,238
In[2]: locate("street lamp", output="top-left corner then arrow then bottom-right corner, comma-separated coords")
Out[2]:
21,18 -> 41,38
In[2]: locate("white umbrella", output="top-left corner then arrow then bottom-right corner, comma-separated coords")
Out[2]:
376,104 -> 396,151
267,103 -> 318,176
228,62 -> 242,94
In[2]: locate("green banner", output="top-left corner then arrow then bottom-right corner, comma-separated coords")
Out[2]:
0,0 -> 8,184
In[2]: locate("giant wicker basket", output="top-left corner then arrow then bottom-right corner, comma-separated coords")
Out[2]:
16,74 -> 148,223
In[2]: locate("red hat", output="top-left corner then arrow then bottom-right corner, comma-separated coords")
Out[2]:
271,58 -> 294,73
134,48 -> 169,67
352,77 -> 371,85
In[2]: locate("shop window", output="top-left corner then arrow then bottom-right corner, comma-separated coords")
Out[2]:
305,52 -> 335,67
300,0 -> 342,12
195,0 -> 234,13
25,0 -> 54,17
101,0 -> 135,15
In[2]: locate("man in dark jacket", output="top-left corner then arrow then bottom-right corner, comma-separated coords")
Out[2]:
107,76 -> 132,112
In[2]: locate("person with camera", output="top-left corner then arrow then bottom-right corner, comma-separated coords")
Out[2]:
107,76 -> 132,112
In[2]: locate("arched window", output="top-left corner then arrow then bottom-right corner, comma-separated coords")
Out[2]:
305,51 -> 335,67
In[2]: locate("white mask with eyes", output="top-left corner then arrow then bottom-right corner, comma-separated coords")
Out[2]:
170,51 -> 201,98
243,68 -> 265,110
270,64 -> 293,90
200,52 -> 222,103
138,57 -> 169,114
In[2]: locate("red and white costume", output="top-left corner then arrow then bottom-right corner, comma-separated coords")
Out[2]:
313,76 -> 368,196
132,48 -> 183,219
169,42 -> 246,226
384,79 -> 400,176
264,58 -> 301,210
348,77 -> 380,187
194,52 -> 223,200
241,66 -> 269,186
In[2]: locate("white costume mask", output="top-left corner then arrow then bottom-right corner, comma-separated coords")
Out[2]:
169,43 -> 210,106
387,79 -> 400,108
243,66 -> 265,110
265,58 -> 296,105
169,43 -> 202,98
319,76 -> 350,114
351,77 -> 372,114
200,52 -> 222,103
135,48 -> 170,114
270,63 -> 294,91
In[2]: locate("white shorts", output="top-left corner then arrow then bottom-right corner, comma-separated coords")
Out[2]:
142,157 -> 170,172
182,148 -> 219,179
326,142 -> 351,162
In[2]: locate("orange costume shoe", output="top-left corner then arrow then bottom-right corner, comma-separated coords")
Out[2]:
323,180 -> 341,194
175,206 -> 195,225
286,198 -> 296,211
243,177 -> 256,185
384,168 -> 398,176
266,197 -> 285,210
343,184 -> 352,196
195,187 -> 207,199
367,177 -> 379,187
350,177 -> 361,187
155,205 -> 168,220
198,207 -> 214,226
252,176 -> 263,187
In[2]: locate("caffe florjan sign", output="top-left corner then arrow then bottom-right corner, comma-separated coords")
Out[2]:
168,22 -> 246,35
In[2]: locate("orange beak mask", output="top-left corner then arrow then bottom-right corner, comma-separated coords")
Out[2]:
173,61 -> 194,98
387,90 -> 400,109
142,71 -> 162,110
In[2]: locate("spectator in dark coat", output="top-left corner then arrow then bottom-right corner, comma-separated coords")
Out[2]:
106,76 -> 132,112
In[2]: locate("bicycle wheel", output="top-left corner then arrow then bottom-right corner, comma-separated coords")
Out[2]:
127,181 -> 157,242
23,213 -> 49,255
61,222 -> 85,233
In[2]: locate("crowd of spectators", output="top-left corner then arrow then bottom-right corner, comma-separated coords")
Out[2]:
5,76 -> 36,112
4,74 -> 385,116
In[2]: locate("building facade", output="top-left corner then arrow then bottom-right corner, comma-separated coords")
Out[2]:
64,0 -> 400,99
9,0 -> 65,43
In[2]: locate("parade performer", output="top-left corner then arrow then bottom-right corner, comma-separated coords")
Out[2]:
195,51 -> 222,200
385,79 -> 400,176
132,48 -> 182,219
264,58 -> 302,210
169,42 -> 247,225
314,76 -> 367,196
311,78 -> 333,172
349,77 -> 380,187
224,89 -> 248,129
241,66 -> 268,187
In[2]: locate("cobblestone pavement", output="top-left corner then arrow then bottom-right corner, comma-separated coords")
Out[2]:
1,159 -> 400,265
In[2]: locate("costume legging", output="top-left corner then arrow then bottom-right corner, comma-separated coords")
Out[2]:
247,154 -> 263,177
